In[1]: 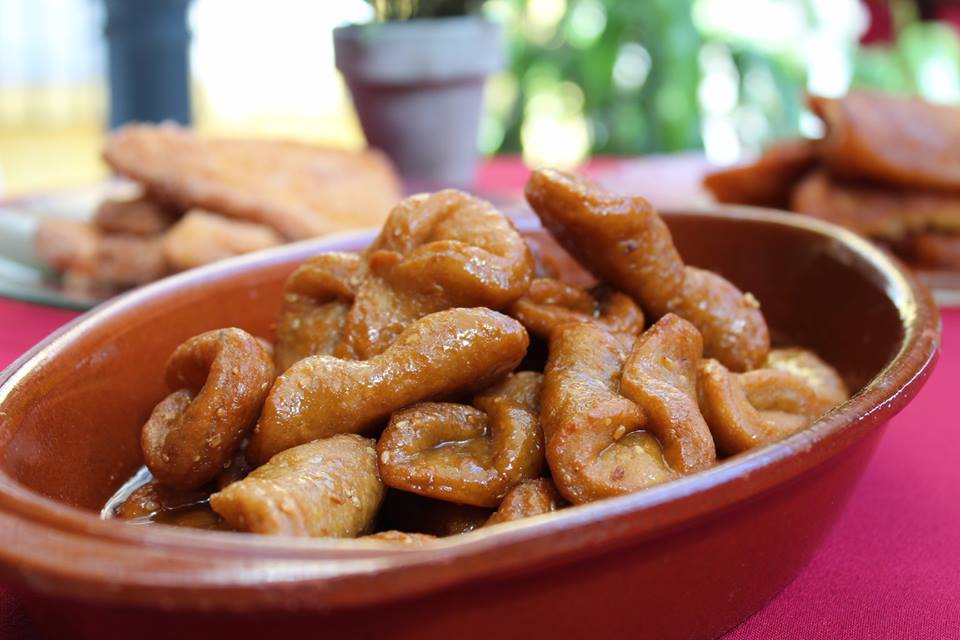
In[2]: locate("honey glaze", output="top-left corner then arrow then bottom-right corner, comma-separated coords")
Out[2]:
101,465 -> 228,531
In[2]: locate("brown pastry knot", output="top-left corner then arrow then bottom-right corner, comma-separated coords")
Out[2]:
619,314 -> 718,474
664,266 -> 769,372
697,359 -> 823,455
274,252 -> 366,372
211,434 -> 383,537
525,168 -> 769,371
248,307 -> 530,466
509,278 -> 644,347
764,347 -> 849,415
336,190 -> 534,359
541,325 -> 658,504
541,315 -> 717,505
370,189 -> 533,298
141,328 -> 274,490
378,372 -> 544,508
525,234 -> 597,287
485,478 -> 565,526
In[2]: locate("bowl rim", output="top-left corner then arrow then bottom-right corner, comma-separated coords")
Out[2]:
0,205 -> 942,610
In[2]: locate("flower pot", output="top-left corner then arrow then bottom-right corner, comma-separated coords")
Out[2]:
334,16 -> 504,188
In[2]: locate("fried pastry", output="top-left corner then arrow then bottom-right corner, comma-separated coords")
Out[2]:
34,219 -> 99,273
248,307 -> 529,465
161,210 -> 283,271
485,478 -> 565,526
905,232 -> 960,270
619,314 -> 717,474
210,435 -> 383,537
103,123 -> 401,240
378,372 -> 544,508
336,190 -> 534,359
810,92 -> 960,192
508,278 -> 644,346
703,138 -> 819,208
93,196 -> 180,236
526,168 -> 769,370
791,170 -> 960,240
764,348 -> 848,415
525,233 -> 597,288
697,359 -> 822,455
541,323 -> 672,504
142,328 -> 274,490
273,252 -> 367,372
35,219 -> 169,288
526,168 -> 685,318
105,176 -> 856,539
666,267 -> 769,373
93,234 -> 170,286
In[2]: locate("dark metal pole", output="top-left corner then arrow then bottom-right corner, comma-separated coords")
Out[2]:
104,0 -> 192,128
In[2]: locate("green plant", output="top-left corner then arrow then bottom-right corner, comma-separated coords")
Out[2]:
491,0 -> 703,158
852,20 -> 960,102
489,0 -> 960,160
367,0 -> 485,21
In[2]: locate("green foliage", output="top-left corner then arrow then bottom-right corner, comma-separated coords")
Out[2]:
489,0 -> 960,156
725,47 -> 807,146
852,21 -> 960,101
367,0 -> 485,21
496,0 -> 703,155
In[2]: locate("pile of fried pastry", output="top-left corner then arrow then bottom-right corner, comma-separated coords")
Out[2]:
34,123 -> 401,296
704,91 -> 960,272
111,169 -> 848,542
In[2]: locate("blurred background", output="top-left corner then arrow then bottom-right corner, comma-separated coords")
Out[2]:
1,0 -> 959,195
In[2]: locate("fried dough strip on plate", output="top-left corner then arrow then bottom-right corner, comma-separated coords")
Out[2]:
791,170 -> 960,240
35,219 -> 170,288
703,138 -> 819,208
93,195 -> 181,236
810,92 -> 960,192
161,210 -> 283,271
103,123 -> 402,239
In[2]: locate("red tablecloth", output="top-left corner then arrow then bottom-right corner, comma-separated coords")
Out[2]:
1,158 -> 958,638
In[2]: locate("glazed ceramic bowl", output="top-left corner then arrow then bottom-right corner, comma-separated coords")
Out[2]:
0,207 -> 940,640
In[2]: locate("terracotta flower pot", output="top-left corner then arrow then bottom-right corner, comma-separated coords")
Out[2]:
334,16 -> 504,188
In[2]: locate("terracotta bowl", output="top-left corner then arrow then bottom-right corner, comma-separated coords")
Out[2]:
0,207 -> 940,640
